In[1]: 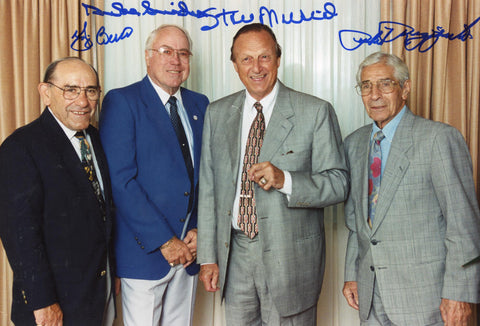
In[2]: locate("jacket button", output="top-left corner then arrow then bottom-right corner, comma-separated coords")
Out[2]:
371,239 -> 378,245
100,270 -> 106,277
227,210 -> 231,216
370,266 -> 375,272
225,242 -> 229,248
180,218 -> 186,222
141,246 -> 145,249
184,192 -> 189,196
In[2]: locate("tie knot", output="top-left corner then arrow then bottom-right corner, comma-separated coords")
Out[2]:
373,131 -> 385,143
168,96 -> 177,107
74,131 -> 85,139
253,102 -> 263,113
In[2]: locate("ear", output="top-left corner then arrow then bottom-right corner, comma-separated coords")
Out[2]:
233,61 -> 239,74
38,82 -> 52,106
145,50 -> 151,68
401,79 -> 411,100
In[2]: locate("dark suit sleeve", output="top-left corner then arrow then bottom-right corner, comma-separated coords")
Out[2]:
0,137 -> 58,310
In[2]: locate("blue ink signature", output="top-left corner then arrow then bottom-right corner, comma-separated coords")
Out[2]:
81,1 -> 337,31
339,17 -> 480,52
71,21 -> 133,51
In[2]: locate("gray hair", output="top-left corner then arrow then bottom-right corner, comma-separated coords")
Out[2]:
356,52 -> 410,87
145,25 -> 192,57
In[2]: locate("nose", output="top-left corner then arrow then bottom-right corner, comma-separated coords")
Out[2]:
75,89 -> 90,106
251,58 -> 262,72
170,50 -> 181,64
370,84 -> 382,99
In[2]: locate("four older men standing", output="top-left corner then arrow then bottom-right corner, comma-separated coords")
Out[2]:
99,25 -> 208,326
342,52 -> 480,325
197,23 -> 348,325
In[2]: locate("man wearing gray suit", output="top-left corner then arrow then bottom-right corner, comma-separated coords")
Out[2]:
343,52 -> 480,326
197,23 -> 348,325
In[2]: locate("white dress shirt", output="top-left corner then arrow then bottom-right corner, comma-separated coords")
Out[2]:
231,81 -> 292,230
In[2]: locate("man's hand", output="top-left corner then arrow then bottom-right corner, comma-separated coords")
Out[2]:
248,161 -> 285,191
160,236 -> 194,268
440,298 -> 472,326
183,229 -> 197,260
199,263 -> 220,292
34,303 -> 63,326
342,281 -> 359,310
115,277 -> 121,296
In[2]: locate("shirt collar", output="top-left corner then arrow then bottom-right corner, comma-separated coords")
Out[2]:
245,80 -> 279,114
48,107 -> 84,141
147,75 -> 182,107
371,106 -> 407,142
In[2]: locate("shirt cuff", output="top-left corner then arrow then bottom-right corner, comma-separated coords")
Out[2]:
277,170 -> 292,200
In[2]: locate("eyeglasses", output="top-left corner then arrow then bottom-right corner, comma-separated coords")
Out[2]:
356,79 -> 399,96
47,82 -> 101,100
148,46 -> 193,62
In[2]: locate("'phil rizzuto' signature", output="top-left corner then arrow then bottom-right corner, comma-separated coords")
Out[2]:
339,17 -> 480,52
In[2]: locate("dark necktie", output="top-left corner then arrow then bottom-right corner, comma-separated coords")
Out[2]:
75,132 -> 106,218
367,131 -> 385,229
168,96 -> 194,213
238,102 -> 265,239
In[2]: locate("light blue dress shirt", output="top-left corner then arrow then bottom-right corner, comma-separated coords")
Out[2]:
370,106 -> 407,178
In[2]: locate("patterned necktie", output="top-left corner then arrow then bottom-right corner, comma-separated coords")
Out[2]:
168,96 -> 194,213
75,132 -> 106,217
368,131 -> 385,229
238,102 -> 265,239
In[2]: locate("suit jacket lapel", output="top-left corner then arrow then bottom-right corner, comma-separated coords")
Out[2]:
40,109 -> 89,188
371,110 -> 413,233
259,82 -> 294,162
181,87 -> 204,183
224,94 -> 244,183
354,127 -> 372,231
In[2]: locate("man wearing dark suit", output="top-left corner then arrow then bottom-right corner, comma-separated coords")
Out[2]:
0,57 -> 115,325
197,23 -> 348,325
99,25 -> 208,326
342,52 -> 480,325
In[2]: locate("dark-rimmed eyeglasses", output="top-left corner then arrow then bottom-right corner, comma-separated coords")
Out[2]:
356,79 -> 399,96
47,82 -> 101,101
148,46 -> 193,62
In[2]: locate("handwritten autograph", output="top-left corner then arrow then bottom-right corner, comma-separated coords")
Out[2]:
80,1 -> 337,31
339,18 -> 480,52
71,21 -> 133,51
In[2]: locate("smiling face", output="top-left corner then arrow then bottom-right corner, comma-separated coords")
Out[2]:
145,26 -> 190,95
232,30 -> 281,101
38,59 -> 98,131
360,62 -> 411,129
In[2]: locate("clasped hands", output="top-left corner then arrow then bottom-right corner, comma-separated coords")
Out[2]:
160,229 -> 197,268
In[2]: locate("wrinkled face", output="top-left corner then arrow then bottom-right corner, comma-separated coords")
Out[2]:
360,63 -> 410,129
232,30 -> 281,101
38,60 -> 98,131
145,26 -> 190,95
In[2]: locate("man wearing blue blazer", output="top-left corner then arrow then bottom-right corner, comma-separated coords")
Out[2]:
99,25 -> 209,326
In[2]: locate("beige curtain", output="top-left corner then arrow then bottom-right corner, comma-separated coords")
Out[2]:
0,1 -> 104,324
380,0 -> 480,200
381,0 -> 480,324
